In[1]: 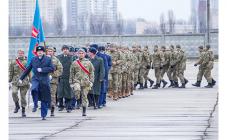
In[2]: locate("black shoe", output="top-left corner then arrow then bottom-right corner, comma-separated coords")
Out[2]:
184,78 -> 189,85
139,83 -> 144,89
162,80 -> 168,88
82,107 -> 86,116
148,79 -> 154,87
42,117 -> 46,120
179,83 -> 186,88
22,107 -> 26,117
14,102 -> 20,113
67,109 -> 72,113
168,80 -> 174,88
172,81 -> 179,88
205,83 -> 213,88
144,81 -> 148,88
152,84 -> 160,89
32,107 -> 37,112
192,81 -> 201,87
51,107 -> 55,117
212,79 -> 216,86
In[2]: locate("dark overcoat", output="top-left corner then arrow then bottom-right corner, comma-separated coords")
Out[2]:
20,55 -> 55,102
89,56 -> 105,95
56,54 -> 74,99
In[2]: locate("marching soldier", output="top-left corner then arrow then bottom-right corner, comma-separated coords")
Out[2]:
175,45 -> 188,88
132,45 -> 140,89
160,46 -> 169,88
137,45 -> 145,89
19,46 -> 55,120
194,45 -> 216,88
9,50 -> 30,117
167,45 -> 177,87
151,45 -> 164,89
69,48 -> 94,116
142,46 -> 154,88
46,46 -> 63,116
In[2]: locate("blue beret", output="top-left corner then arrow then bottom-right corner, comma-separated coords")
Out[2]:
98,46 -> 105,51
82,47 -> 87,53
69,46 -> 74,52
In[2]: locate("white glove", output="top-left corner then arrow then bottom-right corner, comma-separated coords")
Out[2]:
29,83 -> 32,88
37,68 -> 42,72
19,80 -> 23,84
49,75 -> 52,80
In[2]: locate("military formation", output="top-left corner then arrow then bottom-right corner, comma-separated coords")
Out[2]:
9,43 -> 216,120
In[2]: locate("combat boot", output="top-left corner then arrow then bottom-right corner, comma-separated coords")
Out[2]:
148,79 -> 154,87
14,102 -> 20,113
172,81 -> 179,88
144,81 -> 148,88
168,80 -> 174,87
152,83 -> 160,89
82,107 -> 86,116
179,83 -> 186,88
107,91 -> 113,98
113,92 -> 118,101
205,83 -> 213,88
76,99 -> 81,109
139,83 -> 144,89
212,79 -> 216,86
184,78 -> 189,85
192,81 -> 201,87
22,107 -> 26,117
50,106 -> 55,117
161,80 -> 168,88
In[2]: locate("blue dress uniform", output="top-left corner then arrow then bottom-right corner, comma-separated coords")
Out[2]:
20,46 -> 55,119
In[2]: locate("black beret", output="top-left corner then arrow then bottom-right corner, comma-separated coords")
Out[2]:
74,47 -> 80,52
69,46 -> 74,52
36,46 -> 45,52
98,46 -> 105,51
89,47 -> 97,54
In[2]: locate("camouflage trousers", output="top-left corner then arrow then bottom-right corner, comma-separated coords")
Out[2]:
143,68 -> 150,81
50,83 -> 57,106
176,67 -> 186,84
109,73 -> 119,93
154,67 -> 161,84
161,64 -> 170,80
167,66 -> 175,81
134,69 -> 140,84
118,73 -> 123,93
203,67 -> 213,83
128,71 -> 134,94
138,68 -> 146,84
122,72 -> 128,91
75,87 -> 89,107
12,85 -> 29,107
197,66 -> 205,81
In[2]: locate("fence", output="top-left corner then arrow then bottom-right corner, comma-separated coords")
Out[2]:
9,32 -> 218,59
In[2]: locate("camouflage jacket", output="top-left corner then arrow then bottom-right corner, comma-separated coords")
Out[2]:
109,51 -> 122,74
141,50 -> 151,68
9,57 -> 30,86
152,51 -> 164,68
69,58 -> 94,90
49,56 -> 63,84
176,50 -> 187,70
200,50 -> 214,69
162,51 -> 170,66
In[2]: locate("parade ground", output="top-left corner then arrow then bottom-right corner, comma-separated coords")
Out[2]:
9,61 -> 218,140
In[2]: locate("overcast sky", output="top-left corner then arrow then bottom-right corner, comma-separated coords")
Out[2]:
118,0 -> 191,22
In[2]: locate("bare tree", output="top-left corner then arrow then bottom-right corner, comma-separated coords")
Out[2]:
160,13 -> 166,34
168,10 -> 175,33
54,8 -> 63,36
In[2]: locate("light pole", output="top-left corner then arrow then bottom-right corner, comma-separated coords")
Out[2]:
207,0 -> 210,44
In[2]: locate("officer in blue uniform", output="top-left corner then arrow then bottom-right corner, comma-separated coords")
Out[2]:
19,46 -> 55,120
90,44 -> 108,108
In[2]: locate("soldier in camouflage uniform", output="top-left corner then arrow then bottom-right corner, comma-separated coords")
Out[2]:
167,45 -> 177,87
132,45 -> 140,89
120,47 -> 129,98
9,50 -> 30,117
46,47 -> 63,116
175,45 -> 188,88
69,48 -> 94,116
160,46 -> 169,88
109,45 -> 122,100
126,47 -> 134,96
142,46 -> 154,88
137,45 -> 144,89
151,45 -> 164,89
194,45 -> 216,88
117,46 -> 124,99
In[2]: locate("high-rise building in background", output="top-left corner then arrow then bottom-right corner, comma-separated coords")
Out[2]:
190,0 -> 218,33
66,0 -> 118,35
9,0 -> 63,36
